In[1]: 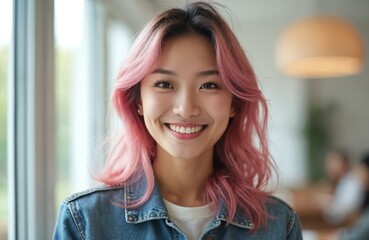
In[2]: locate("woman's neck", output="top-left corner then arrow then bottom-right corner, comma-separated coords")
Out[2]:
153,147 -> 214,207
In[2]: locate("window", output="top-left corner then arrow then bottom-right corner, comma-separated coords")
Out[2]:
0,0 -> 13,238
8,0 -> 136,238
54,0 -> 90,210
54,0 -> 133,214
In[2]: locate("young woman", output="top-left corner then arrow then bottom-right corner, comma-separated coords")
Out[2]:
54,2 -> 302,239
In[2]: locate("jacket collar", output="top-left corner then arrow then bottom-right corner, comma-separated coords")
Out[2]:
124,176 -> 254,229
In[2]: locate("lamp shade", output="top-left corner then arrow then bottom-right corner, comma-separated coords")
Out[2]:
275,16 -> 365,78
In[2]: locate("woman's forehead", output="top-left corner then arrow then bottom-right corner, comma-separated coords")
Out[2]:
154,34 -> 217,70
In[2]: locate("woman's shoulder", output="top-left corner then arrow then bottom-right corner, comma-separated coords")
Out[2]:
264,195 -> 302,238
265,195 -> 295,215
54,183 -> 136,238
62,183 -> 126,205
264,195 -> 297,224
56,183 -> 128,229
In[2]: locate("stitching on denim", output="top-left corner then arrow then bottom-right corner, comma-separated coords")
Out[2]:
216,215 -> 253,229
286,211 -> 296,237
69,202 -> 86,240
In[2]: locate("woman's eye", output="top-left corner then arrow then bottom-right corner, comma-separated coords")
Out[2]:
153,80 -> 173,89
200,82 -> 219,89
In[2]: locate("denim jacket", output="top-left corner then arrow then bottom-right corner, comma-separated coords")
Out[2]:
54,178 -> 302,240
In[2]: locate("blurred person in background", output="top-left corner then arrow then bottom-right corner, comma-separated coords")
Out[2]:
292,149 -> 351,223
323,152 -> 369,224
319,153 -> 369,240
323,150 -> 351,193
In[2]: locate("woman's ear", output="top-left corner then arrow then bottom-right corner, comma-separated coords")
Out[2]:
135,84 -> 144,116
230,107 -> 236,118
229,98 -> 238,118
137,99 -> 143,116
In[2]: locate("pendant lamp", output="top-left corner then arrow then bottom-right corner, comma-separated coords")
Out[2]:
275,16 -> 364,78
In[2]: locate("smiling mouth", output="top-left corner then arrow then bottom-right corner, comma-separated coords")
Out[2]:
165,124 -> 207,134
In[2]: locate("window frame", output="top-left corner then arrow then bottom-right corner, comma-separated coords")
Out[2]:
9,0 -> 55,239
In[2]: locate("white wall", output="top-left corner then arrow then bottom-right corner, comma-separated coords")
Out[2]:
308,20 -> 369,161
230,0 -> 369,187
305,1 -> 369,162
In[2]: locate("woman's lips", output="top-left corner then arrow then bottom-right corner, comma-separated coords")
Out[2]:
165,123 -> 207,140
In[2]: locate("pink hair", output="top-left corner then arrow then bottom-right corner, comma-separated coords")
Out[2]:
99,2 -> 275,230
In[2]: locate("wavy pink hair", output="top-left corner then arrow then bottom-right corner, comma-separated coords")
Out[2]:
99,2 -> 275,230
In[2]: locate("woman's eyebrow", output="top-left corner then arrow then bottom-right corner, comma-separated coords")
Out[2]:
152,68 -> 176,76
197,70 -> 219,77
152,68 -> 218,77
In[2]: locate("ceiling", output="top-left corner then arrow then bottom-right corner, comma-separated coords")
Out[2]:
109,0 -> 369,32
147,0 -> 369,21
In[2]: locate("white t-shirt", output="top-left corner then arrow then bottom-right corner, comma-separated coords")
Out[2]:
164,199 -> 214,240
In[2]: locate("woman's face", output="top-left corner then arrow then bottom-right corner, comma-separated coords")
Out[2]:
139,34 -> 235,160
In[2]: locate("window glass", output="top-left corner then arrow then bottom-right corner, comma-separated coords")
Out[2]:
107,17 -> 133,87
54,0 -> 133,212
54,0 -> 88,209
0,0 -> 13,238
106,16 -> 133,128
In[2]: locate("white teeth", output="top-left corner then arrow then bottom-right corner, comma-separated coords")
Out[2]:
169,124 -> 204,134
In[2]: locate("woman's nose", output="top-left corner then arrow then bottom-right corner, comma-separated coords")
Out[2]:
172,90 -> 200,118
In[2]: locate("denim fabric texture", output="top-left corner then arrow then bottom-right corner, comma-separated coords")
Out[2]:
54,177 -> 303,240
